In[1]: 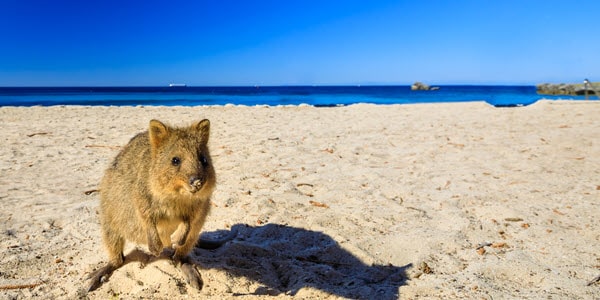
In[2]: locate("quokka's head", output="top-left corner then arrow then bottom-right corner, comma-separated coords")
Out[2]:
147,119 -> 216,198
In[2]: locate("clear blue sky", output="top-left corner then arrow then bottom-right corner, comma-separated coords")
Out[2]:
1,0 -> 599,86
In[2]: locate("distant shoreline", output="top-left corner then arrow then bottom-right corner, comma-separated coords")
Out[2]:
0,85 -> 590,108
536,81 -> 600,96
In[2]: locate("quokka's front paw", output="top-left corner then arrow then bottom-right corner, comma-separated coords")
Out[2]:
148,239 -> 163,256
171,233 -> 186,247
171,222 -> 190,247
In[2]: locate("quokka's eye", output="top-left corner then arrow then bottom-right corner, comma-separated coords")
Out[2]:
200,155 -> 209,167
171,157 -> 181,166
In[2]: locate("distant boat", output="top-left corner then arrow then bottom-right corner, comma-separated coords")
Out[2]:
169,83 -> 186,87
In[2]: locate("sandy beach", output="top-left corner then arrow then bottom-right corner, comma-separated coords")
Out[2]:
0,100 -> 598,299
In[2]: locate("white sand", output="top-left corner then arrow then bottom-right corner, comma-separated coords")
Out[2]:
0,100 -> 598,299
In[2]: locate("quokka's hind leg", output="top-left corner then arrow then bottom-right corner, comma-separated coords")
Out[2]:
87,257 -> 123,292
87,230 -> 125,292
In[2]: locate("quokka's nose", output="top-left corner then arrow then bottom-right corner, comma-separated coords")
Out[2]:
189,176 -> 203,188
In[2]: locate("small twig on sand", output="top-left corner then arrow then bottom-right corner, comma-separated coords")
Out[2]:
309,200 -> 328,208
26,132 -> 50,137
0,281 -> 44,290
587,274 -> 600,286
504,217 -> 523,222
406,206 -> 429,218
84,189 -> 100,195
296,183 -> 314,187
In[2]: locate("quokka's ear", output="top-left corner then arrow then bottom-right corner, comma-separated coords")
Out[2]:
194,119 -> 210,142
149,119 -> 170,149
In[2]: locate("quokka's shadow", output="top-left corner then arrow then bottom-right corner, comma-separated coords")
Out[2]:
193,223 -> 411,299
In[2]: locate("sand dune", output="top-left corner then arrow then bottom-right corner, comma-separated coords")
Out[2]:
1,100 -> 598,299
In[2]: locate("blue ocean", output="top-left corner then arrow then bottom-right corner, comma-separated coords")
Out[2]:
0,85 -> 588,107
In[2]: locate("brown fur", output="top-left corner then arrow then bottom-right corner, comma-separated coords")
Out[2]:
87,119 -> 216,292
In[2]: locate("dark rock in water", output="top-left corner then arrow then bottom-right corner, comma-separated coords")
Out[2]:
536,83 -> 575,95
411,82 -> 430,91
